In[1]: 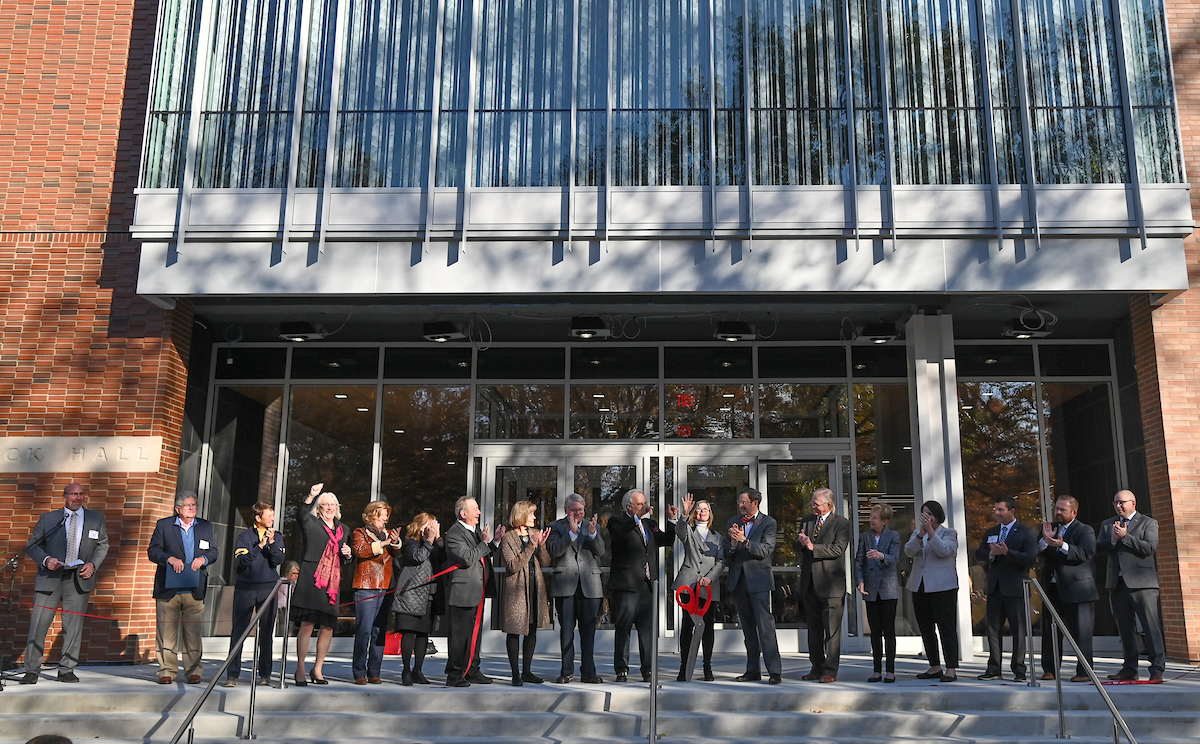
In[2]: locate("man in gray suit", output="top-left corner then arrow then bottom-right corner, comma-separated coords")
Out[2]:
444,495 -> 505,687
795,487 -> 852,683
22,482 -> 109,684
1096,490 -> 1165,682
725,488 -> 781,684
1038,495 -> 1099,683
546,493 -> 605,684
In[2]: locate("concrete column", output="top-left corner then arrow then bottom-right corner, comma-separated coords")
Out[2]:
905,312 -> 973,663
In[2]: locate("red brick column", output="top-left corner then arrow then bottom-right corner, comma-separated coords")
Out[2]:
0,0 -> 187,664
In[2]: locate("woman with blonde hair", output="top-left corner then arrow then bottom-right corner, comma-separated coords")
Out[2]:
392,512 -> 443,686
292,484 -> 352,685
854,503 -> 901,682
667,492 -> 723,681
350,500 -> 401,684
500,500 -> 552,686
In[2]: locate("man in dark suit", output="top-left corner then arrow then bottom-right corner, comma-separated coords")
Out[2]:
1096,490 -> 1165,682
148,491 -> 219,684
443,495 -> 504,687
21,482 -> 109,684
608,488 -> 672,683
795,487 -> 852,683
546,493 -> 606,684
1038,495 -> 1098,683
725,488 -> 782,684
974,495 -> 1037,681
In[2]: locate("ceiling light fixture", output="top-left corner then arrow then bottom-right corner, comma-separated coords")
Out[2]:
279,321 -> 327,342
422,321 -> 466,343
570,316 -> 610,339
714,320 -> 755,342
334,394 -> 348,399
1002,309 -> 1056,339
860,322 -> 899,344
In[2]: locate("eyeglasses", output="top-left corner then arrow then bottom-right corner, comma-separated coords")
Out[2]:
1113,500 -> 1134,505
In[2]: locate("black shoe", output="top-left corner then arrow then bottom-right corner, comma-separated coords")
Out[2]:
293,672 -> 307,687
446,677 -> 470,687
615,672 -> 628,683
19,672 -> 37,685
511,675 -> 523,687
915,670 -> 943,679
977,671 -> 1002,681
768,674 -> 782,685
402,671 -> 413,687
581,675 -> 603,684
702,666 -> 714,681
676,670 -> 687,682
308,670 -> 328,685
521,672 -> 544,684
735,672 -> 761,682
939,673 -> 957,682
58,671 -> 79,683
641,671 -> 653,683
556,674 -> 572,684
466,673 -> 493,685
410,670 -> 430,685
1013,674 -> 1027,683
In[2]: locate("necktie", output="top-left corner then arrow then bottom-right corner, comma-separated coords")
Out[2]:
66,510 -> 79,564
815,516 -> 825,537
999,523 -> 1010,543
741,515 -> 754,525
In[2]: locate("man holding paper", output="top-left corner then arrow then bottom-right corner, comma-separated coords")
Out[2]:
21,482 -> 109,684
148,491 -> 219,684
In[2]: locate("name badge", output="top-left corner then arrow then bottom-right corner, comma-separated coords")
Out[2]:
199,540 -> 210,550
987,535 -> 999,544
88,530 -> 100,540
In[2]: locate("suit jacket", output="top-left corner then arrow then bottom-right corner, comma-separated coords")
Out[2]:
444,521 -> 498,608
546,517 -> 606,599
671,520 -> 724,601
1096,512 -> 1159,590
904,525 -> 959,593
607,512 -> 672,593
27,507 -> 109,594
724,511 -> 777,595
853,527 -> 901,601
795,512 -> 851,598
974,520 -> 1037,597
148,516 -> 219,601
1039,520 -> 1099,603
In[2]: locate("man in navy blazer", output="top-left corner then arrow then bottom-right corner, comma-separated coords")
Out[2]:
1038,495 -> 1098,682
974,495 -> 1037,681
725,488 -> 782,684
21,482 -> 109,684
148,491 -> 218,684
1096,490 -> 1165,682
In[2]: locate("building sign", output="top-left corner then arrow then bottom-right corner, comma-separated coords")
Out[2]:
0,437 -> 163,473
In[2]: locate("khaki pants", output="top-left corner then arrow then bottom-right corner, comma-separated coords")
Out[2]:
156,593 -> 205,679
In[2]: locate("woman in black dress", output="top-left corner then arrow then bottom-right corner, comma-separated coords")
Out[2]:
391,512 -> 444,686
292,483 -> 352,686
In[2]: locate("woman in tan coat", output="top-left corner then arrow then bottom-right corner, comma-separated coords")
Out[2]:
500,500 -> 552,686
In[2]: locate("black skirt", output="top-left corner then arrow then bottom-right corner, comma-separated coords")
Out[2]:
392,611 -> 433,634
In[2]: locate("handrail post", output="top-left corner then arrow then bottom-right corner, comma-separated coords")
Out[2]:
1023,580 -> 1039,687
649,576 -> 659,744
1050,616 -> 1067,739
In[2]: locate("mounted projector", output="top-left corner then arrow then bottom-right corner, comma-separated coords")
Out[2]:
278,321 -> 326,342
714,321 -> 756,342
570,316 -> 610,339
422,321 -> 466,343
860,322 -> 899,344
1002,316 -> 1053,339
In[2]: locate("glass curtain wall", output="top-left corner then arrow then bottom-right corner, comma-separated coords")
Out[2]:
1120,0 -> 1183,182
143,0 -> 203,188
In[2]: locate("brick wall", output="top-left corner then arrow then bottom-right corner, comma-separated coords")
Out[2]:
0,0 -> 188,666
1135,0 -> 1200,662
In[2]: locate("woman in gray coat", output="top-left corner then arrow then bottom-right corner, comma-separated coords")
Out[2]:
854,504 -> 901,682
904,500 -> 960,682
667,493 -> 724,681
391,513 -> 444,686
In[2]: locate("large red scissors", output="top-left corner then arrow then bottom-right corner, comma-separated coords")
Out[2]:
675,583 -> 712,681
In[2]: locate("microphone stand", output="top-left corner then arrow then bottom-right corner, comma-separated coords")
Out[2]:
0,516 -> 68,691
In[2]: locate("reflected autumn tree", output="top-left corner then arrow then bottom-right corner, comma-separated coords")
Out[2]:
380,385 -> 472,529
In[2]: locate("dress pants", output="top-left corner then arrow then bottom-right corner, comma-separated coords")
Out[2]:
156,592 -> 205,679
802,589 -> 845,675
611,583 -> 654,676
912,587 -> 959,668
985,590 -> 1027,676
228,583 -> 279,681
678,600 -> 716,671
1111,579 -> 1166,675
555,588 -> 599,678
864,598 -> 897,674
1040,581 -> 1094,677
25,575 -> 89,673
445,604 -> 484,680
351,589 -> 388,679
730,579 -> 782,677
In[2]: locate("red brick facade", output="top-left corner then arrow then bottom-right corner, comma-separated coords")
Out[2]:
0,0 -> 185,665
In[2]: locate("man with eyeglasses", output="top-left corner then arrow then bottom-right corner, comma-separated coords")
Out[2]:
21,483 -> 109,684
1096,490 -> 1165,682
546,493 -> 605,684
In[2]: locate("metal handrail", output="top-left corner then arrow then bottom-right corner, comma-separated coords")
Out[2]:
1022,577 -> 1138,744
169,577 -> 292,744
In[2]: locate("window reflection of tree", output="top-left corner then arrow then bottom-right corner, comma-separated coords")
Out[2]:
380,385 -> 471,529
569,384 -> 659,438
475,385 -> 565,438
759,383 -> 849,438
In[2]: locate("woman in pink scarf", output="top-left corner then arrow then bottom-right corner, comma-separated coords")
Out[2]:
292,484 -> 352,685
